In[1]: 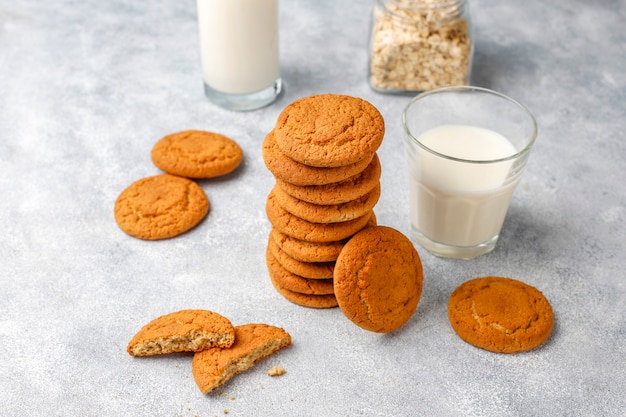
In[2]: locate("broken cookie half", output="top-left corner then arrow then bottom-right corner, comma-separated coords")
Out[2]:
192,323 -> 292,394
127,309 -> 235,356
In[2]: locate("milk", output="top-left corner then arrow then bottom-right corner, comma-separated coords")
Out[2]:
197,0 -> 279,95
407,124 -> 520,250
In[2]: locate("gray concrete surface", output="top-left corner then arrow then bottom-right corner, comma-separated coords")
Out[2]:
1,0 -> 624,416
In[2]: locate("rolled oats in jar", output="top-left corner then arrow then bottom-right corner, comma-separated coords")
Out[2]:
369,0 -> 474,93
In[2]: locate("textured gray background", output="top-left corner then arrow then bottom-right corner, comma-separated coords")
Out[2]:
1,0 -> 625,416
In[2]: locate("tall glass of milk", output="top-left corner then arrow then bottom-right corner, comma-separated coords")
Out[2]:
196,0 -> 281,111
402,86 -> 537,259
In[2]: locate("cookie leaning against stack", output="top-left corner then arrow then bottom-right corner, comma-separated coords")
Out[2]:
262,94 -> 385,308
333,226 -> 424,333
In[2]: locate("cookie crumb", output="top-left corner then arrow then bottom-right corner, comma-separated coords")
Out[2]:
267,366 -> 286,377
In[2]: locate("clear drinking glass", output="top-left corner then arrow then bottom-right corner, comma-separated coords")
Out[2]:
402,86 -> 538,259
196,0 -> 282,111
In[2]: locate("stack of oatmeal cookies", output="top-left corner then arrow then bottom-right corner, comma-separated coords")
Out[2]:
262,94 -> 385,308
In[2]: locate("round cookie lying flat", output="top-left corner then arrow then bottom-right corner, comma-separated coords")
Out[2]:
262,130 -> 373,186
151,130 -> 243,178
269,214 -> 377,263
268,235 -> 334,279
114,174 -> 209,240
270,228 -> 346,263
448,276 -> 554,353
127,309 -> 235,356
273,94 -> 385,168
266,246 -> 335,294
266,189 -> 374,242
272,183 -> 381,224
334,226 -> 423,333
277,154 -> 381,205
268,269 -> 339,309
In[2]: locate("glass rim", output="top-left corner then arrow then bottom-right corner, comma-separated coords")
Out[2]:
401,85 -> 538,164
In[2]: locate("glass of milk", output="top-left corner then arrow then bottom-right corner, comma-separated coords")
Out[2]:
402,86 -> 537,259
196,0 -> 281,111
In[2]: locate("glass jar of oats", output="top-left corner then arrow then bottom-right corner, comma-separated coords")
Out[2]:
368,0 -> 473,93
